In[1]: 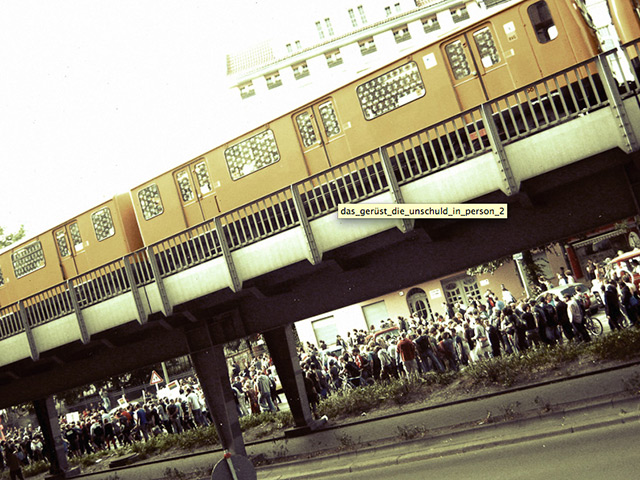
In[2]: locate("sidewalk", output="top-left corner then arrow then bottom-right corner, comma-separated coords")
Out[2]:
76,361 -> 640,480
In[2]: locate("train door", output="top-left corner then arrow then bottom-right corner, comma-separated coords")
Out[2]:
173,159 -> 220,227
443,24 -> 513,111
53,221 -> 84,279
520,0 -> 575,76
293,98 -> 348,175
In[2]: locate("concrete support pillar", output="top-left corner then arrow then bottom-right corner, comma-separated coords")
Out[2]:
32,396 -> 70,478
263,325 -> 316,433
186,324 -> 246,456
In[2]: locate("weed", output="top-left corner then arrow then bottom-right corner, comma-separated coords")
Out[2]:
534,395 -> 552,414
500,401 -> 522,420
336,433 -> 355,449
622,372 -> 640,396
397,424 -> 428,440
163,467 -> 187,479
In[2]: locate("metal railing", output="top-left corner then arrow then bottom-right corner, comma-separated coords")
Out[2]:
296,153 -> 387,219
1,46 -> 639,342
23,284 -> 73,328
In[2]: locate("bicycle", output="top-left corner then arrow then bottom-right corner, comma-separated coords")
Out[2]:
583,314 -> 603,336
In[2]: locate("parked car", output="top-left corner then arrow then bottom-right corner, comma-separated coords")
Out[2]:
365,326 -> 400,345
536,283 -> 602,312
607,249 -> 640,289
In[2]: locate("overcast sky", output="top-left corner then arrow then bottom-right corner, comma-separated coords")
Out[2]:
0,0 -> 307,238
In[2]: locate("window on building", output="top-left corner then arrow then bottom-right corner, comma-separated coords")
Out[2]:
348,8 -> 358,27
356,61 -> 426,120
316,21 -> 325,39
361,301 -> 389,330
395,2 -> 401,12
406,288 -> 432,321
292,61 -> 310,80
393,25 -> 411,43
138,184 -> 164,220
422,15 -> 440,34
0,267 -> 4,287
358,5 -> 367,23
286,43 -> 293,54
385,6 -> 392,16
359,37 -> 377,55
528,1 -> 558,43
91,207 -> 115,241
239,82 -> 255,100
451,5 -> 470,23
325,18 -> 334,36
295,40 -> 302,50
12,241 -> 45,279
224,130 -> 280,180
265,71 -> 282,90
312,316 -> 339,346
325,49 -> 343,68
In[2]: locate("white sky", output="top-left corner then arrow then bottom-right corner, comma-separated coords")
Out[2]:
0,0 -> 308,238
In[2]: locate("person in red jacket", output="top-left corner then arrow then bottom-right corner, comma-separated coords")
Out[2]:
396,335 -> 418,375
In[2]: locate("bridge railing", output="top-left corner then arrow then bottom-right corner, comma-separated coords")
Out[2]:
296,153 -> 388,219
222,189 -> 299,252
0,304 -> 24,338
1,46 -> 639,343
23,284 -> 74,328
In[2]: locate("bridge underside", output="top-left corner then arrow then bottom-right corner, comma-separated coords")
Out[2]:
0,147 -> 637,408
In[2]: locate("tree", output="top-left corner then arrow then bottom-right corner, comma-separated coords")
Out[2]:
0,225 -> 25,249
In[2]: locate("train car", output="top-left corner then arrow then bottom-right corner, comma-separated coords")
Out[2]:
0,194 -> 142,308
132,0 -> 603,246
607,0 -> 640,45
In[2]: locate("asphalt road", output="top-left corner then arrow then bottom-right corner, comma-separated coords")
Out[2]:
319,420 -> 639,480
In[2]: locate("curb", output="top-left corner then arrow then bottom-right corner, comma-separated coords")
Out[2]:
261,399 -> 640,479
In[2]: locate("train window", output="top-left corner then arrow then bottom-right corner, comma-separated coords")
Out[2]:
318,101 -> 341,138
138,184 -> 164,220
296,112 -> 318,147
445,41 -> 472,80
69,222 -> 83,252
55,230 -> 70,257
194,161 -> 213,195
176,170 -> 195,202
528,1 -> 558,43
473,27 -> 500,68
12,241 -> 45,279
224,130 -> 280,180
356,61 -> 426,120
92,207 -> 115,241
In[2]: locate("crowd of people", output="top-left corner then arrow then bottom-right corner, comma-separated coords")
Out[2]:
296,264 -> 639,406
0,376 -> 215,477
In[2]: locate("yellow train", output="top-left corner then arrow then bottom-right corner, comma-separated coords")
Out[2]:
0,0 -> 638,311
